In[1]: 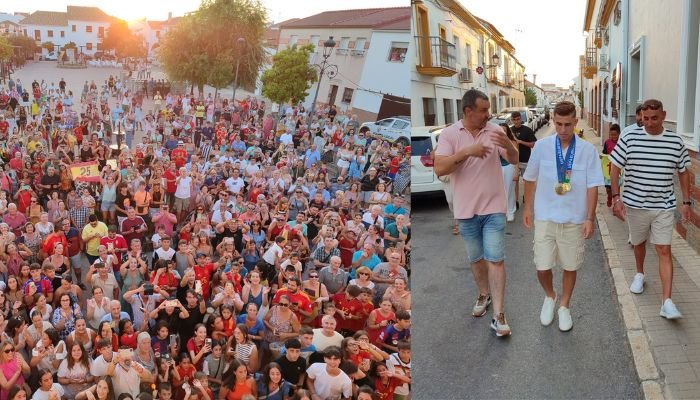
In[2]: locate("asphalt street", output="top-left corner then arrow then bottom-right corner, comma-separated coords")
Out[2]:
410,125 -> 641,399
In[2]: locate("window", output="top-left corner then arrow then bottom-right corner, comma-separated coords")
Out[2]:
289,35 -> 298,47
72,25 -> 76,32
377,119 -> 394,127
60,31 -> 64,38
456,99 -> 462,118
388,42 -> 408,62
337,37 -> 350,55
465,43 -> 472,67
47,30 -> 53,38
423,98 -> 436,126
98,26 -> 104,38
353,37 -> 367,55
443,99 -> 455,124
86,42 -> 93,50
453,35 -> 459,64
392,120 -> 409,130
310,35 -> 320,50
341,88 -> 354,103
34,30 -> 40,41
86,25 -> 92,33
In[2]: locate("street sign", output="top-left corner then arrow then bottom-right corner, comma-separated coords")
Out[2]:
476,66 -> 484,75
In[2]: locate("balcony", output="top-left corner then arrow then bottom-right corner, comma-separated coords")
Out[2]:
414,36 -> 457,77
583,46 -> 598,79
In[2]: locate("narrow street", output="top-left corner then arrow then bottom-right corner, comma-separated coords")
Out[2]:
410,123 -> 641,399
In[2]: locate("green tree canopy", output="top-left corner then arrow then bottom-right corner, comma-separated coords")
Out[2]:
261,44 -> 317,105
525,87 -> 537,107
158,0 -> 267,94
102,20 -> 146,58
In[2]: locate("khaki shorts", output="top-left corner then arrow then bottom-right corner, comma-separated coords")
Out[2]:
534,220 -> 585,271
627,207 -> 674,245
173,197 -> 189,213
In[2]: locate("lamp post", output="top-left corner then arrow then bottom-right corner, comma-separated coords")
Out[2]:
309,36 -> 338,117
232,37 -> 246,101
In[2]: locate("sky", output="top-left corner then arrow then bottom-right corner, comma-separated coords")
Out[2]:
462,0 -> 587,88
3,0 -> 407,23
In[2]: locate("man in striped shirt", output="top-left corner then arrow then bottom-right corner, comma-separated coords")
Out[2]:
609,99 -> 691,319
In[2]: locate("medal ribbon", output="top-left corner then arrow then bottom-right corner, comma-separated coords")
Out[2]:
555,135 -> 576,184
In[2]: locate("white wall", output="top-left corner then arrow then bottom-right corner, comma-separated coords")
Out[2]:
66,20 -> 110,55
352,30 -> 409,117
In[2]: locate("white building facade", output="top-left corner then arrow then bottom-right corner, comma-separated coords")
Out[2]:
276,7 -> 411,122
20,6 -> 114,56
411,0 -> 525,127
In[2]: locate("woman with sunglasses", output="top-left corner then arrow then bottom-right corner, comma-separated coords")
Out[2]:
348,266 -> 376,292
301,272 -> 329,325
262,295 -> 300,365
0,340 -> 30,400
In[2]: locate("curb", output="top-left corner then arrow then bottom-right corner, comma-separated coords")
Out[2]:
596,206 -> 668,400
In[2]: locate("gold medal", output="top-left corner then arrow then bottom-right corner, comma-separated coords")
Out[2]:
555,183 -> 565,195
562,182 -> 571,193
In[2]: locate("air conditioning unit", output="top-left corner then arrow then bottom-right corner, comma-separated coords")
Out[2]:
458,67 -> 472,82
599,53 -> 610,71
351,49 -> 365,57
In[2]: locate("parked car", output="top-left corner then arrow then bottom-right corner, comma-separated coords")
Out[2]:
528,107 -> 543,129
411,125 -> 447,196
43,51 -> 57,61
361,116 -> 411,146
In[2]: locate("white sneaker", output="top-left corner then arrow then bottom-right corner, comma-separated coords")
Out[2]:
629,273 -> 645,294
660,299 -> 683,319
506,214 -> 515,222
558,307 -> 573,331
540,294 -> 557,326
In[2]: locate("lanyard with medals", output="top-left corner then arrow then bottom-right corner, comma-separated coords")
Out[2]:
555,135 -> 576,195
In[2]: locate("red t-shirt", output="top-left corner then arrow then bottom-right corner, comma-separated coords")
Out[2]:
120,332 -> 138,349
331,293 -> 364,332
272,288 -> 313,321
164,170 -> 178,193
43,233 -> 69,257
194,263 -> 215,299
186,337 -> 206,370
171,148 -> 187,168
100,235 -> 128,254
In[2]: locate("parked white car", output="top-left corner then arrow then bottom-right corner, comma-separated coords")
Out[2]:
361,116 -> 411,146
411,125 -> 447,196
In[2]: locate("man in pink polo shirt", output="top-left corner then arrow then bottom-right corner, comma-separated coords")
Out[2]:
434,89 -> 519,337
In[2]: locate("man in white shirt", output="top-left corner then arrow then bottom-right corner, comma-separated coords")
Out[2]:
306,346 -> 352,400
523,101 -> 604,332
280,129 -> 294,146
91,339 -> 117,377
311,315 -> 344,351
225,169 -> 245,194
174,167 -> 192,221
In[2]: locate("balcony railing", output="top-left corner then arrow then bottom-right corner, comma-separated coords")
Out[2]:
414,35 -> 457,77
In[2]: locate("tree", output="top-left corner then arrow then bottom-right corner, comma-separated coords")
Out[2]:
0,37 -> 12,61
158,0 -> 267,95
41,42 -> 55,53
261,44 -> 317,105
63,42 -> 77,50
525,87 -> 537,107
102,19 -> 146,58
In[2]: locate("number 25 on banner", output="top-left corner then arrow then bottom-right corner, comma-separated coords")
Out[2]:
70,161 -> 100,182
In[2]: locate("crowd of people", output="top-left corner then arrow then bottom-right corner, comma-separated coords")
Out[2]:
0,70 -> 412,400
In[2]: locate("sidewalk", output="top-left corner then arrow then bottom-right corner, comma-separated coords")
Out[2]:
579,120 -> 700,399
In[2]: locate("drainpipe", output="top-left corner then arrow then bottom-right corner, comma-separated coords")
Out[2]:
621,0 -> 629,125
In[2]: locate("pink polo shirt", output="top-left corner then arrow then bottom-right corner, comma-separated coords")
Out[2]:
435,121 -> 508,219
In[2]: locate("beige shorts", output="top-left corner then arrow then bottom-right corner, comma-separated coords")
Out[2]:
626,207 -> 674,245
534,220 -> 585,271
173,197 -> 189,213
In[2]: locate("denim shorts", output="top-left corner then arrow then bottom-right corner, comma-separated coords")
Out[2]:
458,213 -> 506,263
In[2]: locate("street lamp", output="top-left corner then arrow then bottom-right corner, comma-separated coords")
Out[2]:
309,36 -> 338,117
485,53 -> 500,68
232,37 -> 246,101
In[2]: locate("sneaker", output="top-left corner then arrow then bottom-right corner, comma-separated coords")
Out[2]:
660,299 -> 683,319
558,307 -> 573,331
490,313 -> 512,337
472,294 -> 491,317
540,293 -> 557,326
629,273 -> 645,294
506,214 -> 515,222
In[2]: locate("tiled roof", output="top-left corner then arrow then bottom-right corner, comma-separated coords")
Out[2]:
148,20 -> 167,29
0,13 -> 25,25
66,6 -> 113,22
280,7 -> 410,29
20,11 -> 68,26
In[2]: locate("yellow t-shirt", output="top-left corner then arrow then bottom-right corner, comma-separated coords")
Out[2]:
81,222 -> 108,256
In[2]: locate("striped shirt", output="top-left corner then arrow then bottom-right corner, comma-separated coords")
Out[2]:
609,127 -> 690,210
